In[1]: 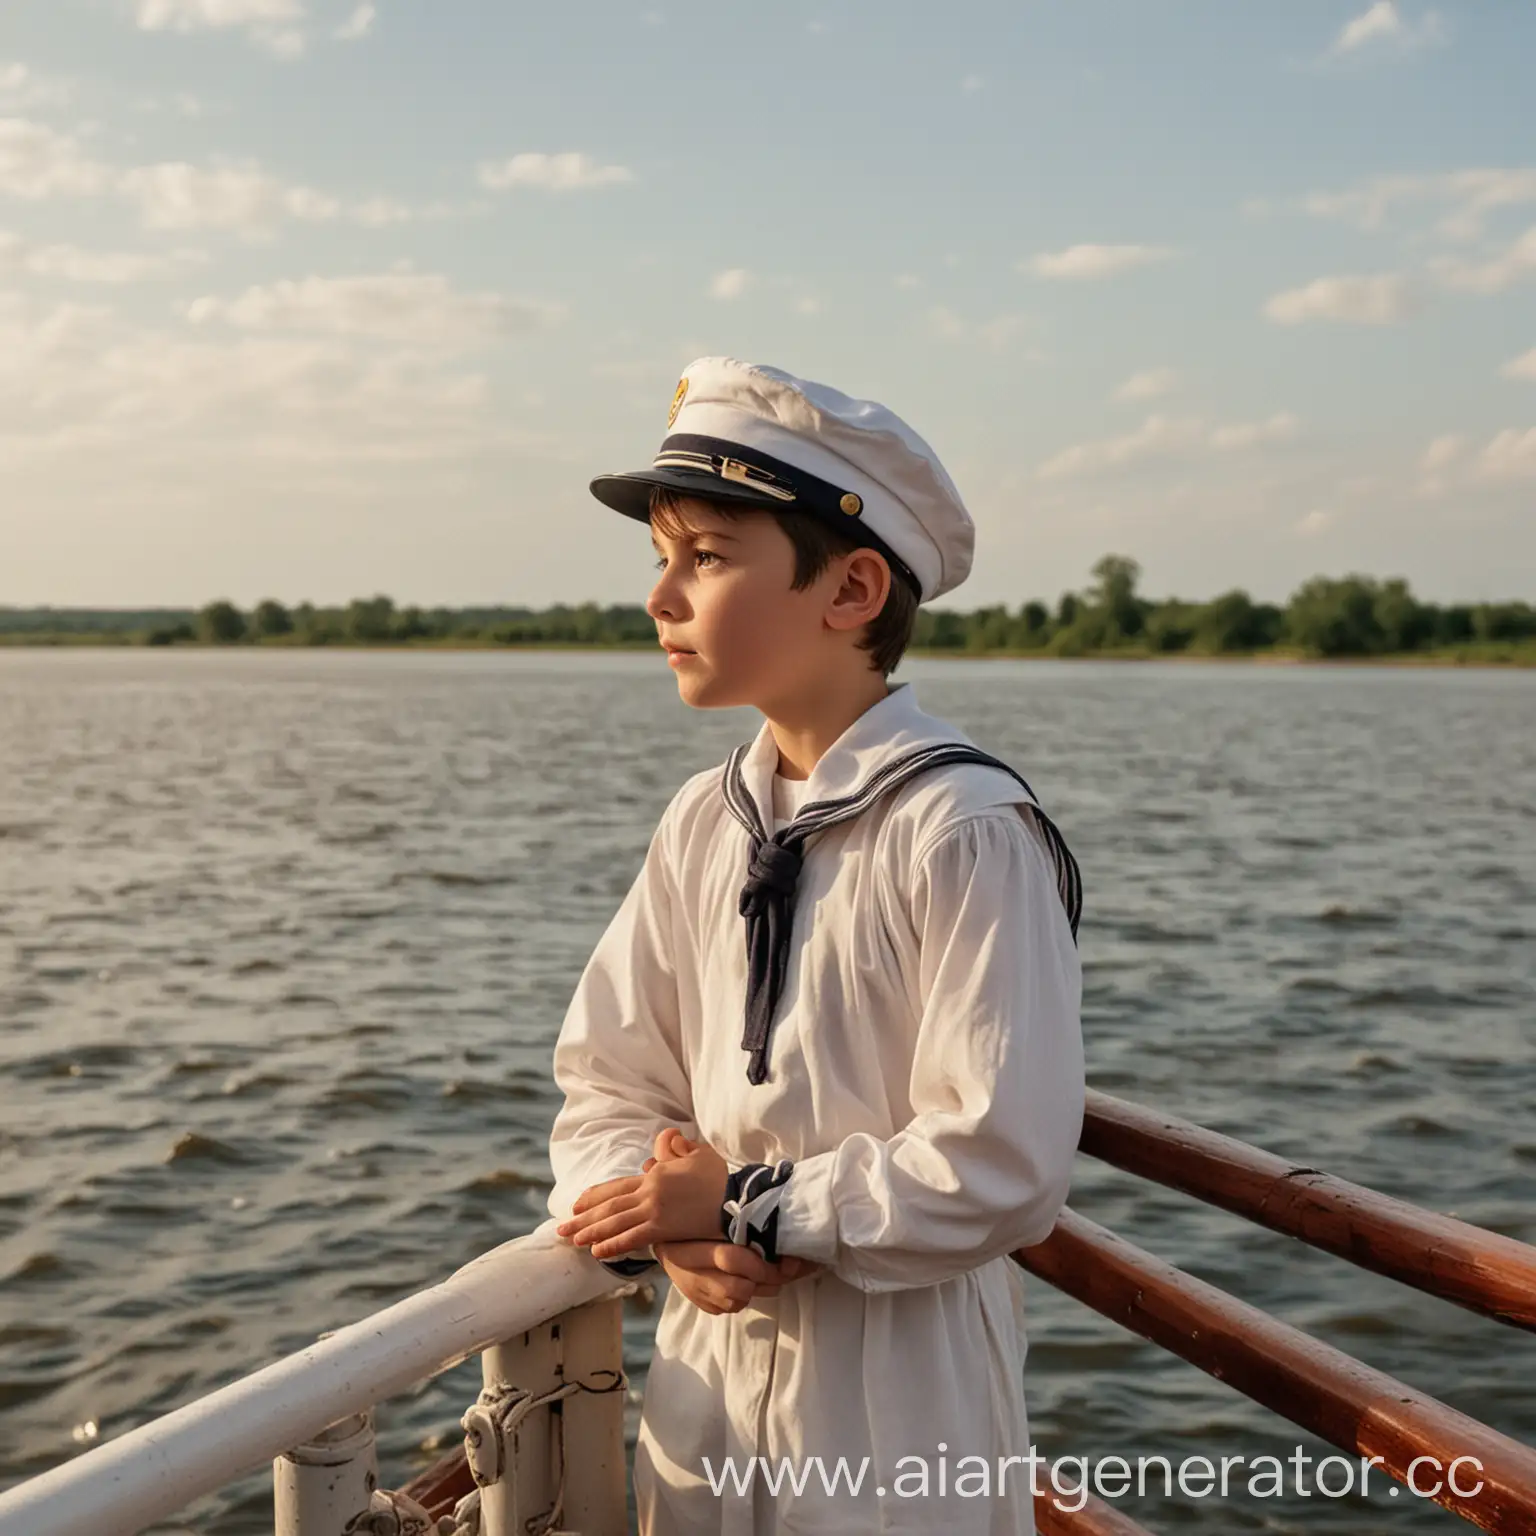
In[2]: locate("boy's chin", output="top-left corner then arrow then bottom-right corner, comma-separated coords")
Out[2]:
673,669 -> 738,710
669,656 -> 727,705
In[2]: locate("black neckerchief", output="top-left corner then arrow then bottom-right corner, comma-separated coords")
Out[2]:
721,742 -> 1082,1085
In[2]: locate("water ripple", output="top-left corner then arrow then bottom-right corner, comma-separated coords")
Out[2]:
0,650 -> 1532,1535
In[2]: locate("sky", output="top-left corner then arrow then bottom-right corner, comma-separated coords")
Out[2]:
1,0 -> 1533,610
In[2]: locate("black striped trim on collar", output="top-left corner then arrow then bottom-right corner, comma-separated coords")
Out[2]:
721,740 -> 1083,943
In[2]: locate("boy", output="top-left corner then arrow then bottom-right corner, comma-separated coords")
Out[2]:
548,357 -> 1085,1534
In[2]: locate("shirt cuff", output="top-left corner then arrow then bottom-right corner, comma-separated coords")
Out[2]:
599,1248 -> 657,1278
768,1151 -> 839,1265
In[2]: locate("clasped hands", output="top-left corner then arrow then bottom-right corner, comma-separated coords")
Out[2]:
556,1128 -> 820,1315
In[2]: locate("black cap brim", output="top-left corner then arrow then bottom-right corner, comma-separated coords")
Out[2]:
589,468 -> 791,525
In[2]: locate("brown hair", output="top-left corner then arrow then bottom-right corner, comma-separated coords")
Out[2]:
649,486 -> 918,677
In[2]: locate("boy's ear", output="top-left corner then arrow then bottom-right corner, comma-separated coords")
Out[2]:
825,549 -> 892,633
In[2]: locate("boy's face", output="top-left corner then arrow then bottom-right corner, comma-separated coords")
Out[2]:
647,500 -> 849,712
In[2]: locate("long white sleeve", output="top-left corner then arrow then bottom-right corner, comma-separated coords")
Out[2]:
772,810 -> 1085,1292
546,819 -> 697,1226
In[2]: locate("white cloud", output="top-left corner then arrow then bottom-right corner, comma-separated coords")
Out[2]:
135,90 -> 210,118
1039,415 -> 1205,479
1329,2 -> 1446,55
926,307 -> 966,342
977,315 -> 1031,352
0,118 -> 109,198
793,296 -> 823,316
0,289 -> 522,476
136,0 -> 306,56
137,0 -> 301,26
1026,243 -> 1175,281
709,267 -> 752,300
118,162 -> 454,233
477,152 -> 633,192
0,63 -> 71,111
0,124 -> 445,233
925,306 -> 1035,353
1038,412 -> 1299,480
1502,348 -> 1536,382
1297,169 -> 1536,242
1414,432 -> 1466,497
187,271 -> 561,346
1334,1 -> 1401,50
961,75 -> 984,93
121,161 -> 338,230
893,273 -> 921,290
0,230 -> 206,283
334,3 -> 374,41
1208,413 -> 1299,450
1420,433 -> 1466,473
1114,368 -> 1176,402
1432,225 -> 1536,295
260,27 -> 306,57
1296,509 -> 1332,535
1477,428 -> 1536,482
350,196 -> 417,226
1263,272 -> 1421,325
1414,428 -> 1536,492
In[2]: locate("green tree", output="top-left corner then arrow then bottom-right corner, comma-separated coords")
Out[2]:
145,621 -> 195,646
1285,576 -> 1387,656
1194,590 -> 1281,653
1007,602 -> 1050,649
1145,601 -> 1198,653
1473,602 -> 1536,642
252,599 -> 293,639
393,605 -> 429,641
1434,605 -> 1475,645
198,600 -> 246,644
1088,554 -> 1145,640
1372,579 -> 1431,653
300,606 -> 344,645
967,605 -> 1013,652
346,595 -> 396,643
916,609 -> 967,649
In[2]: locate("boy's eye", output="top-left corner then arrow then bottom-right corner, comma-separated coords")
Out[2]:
652,549 -> 722,570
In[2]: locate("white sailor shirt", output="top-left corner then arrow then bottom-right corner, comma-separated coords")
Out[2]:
546,680 -> 1085,1535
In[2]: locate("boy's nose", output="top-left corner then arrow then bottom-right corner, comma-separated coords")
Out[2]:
646,575 -> 687,622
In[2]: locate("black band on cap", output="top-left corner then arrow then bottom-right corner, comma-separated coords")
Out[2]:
653,432 -> 922,598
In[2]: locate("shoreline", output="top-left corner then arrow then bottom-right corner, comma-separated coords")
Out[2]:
1,638 -> 1532,668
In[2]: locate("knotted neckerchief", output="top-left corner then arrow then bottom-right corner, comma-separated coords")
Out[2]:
721,740 -> 1083,1085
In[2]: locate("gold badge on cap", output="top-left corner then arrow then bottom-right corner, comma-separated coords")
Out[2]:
839,492 -> 863,516
667,377 -> 689,429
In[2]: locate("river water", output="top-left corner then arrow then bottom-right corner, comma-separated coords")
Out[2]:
1,650 -> 1532,1534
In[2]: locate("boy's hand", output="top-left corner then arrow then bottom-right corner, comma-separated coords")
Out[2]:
654,1241 -> 822,1313
558,1135 -> 729,1260
653,1241 -> 774,1314
653,1132 -> 823,1292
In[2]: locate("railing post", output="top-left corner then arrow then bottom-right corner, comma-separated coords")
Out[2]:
469,1323 -> 561,1534
556,1296 -> 628,1533
464,1292 -> 630,1536
273,1411 -> 378,1536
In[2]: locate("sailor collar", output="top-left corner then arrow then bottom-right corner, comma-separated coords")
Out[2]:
729,682 -> 963,835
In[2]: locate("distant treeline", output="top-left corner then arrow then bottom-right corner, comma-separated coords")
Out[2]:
3,556 -> 1533,660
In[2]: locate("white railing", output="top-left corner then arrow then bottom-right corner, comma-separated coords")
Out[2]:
0,1223 -> 634,1536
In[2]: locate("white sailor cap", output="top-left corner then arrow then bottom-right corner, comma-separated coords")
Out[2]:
590,357 -> 974,602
